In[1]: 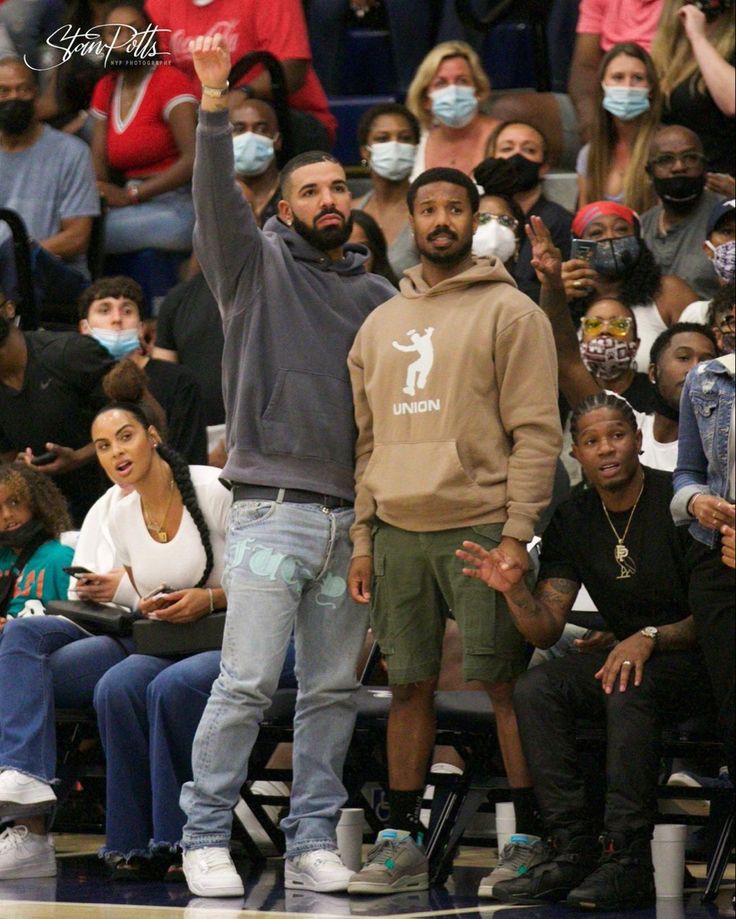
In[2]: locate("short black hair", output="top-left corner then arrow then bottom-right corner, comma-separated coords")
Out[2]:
649,321 -> 718,369
570,390 -> 638,443
280,150 -> 342,196
407,167 -> 479,214
357,103 -> 421,147
78,275 -> 144,320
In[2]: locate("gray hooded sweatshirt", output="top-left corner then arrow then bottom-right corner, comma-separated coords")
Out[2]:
193,109 -> 396,500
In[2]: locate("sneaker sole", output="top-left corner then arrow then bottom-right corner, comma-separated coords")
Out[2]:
0,794 -> 57,814
0,857 -> 57,880
347,874 -> 429,895
183,874 -> 244,897
285,872 -> 351,893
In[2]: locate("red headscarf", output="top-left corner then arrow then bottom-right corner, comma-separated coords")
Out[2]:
572,202 -> 640,238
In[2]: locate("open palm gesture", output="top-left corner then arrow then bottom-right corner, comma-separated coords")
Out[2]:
456,541 -> 525,593
188,34 -> 231,88
526,215 -> 563,287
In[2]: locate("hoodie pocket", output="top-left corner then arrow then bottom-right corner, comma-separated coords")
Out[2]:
262,370 -> 355,468
365,440 -> 485,520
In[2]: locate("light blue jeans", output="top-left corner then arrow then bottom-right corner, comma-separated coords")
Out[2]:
104,186 -> 195,254
180,499 -> 368,857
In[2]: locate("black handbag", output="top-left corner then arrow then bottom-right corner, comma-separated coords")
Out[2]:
132,611 -> 226,658
45,600 -> 136,636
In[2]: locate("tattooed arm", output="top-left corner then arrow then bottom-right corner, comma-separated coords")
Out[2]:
457,539 -> 579,649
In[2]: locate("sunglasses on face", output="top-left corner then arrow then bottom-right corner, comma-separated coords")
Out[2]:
478,212 -> 519,230
581,317 -> 634,338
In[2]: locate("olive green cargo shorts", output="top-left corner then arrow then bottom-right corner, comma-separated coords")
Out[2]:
370,520 -> 527,686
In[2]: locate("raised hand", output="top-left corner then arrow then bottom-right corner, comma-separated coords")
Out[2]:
526,215 -> 563,287
678,4 -> 708,43
456,541 -> 525,593
188,34 -> 231,89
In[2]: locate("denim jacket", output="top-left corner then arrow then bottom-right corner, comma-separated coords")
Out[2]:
671,355 -> 735,548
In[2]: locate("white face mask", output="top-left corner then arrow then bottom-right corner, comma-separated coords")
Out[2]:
368,141 -> 416,182
472,220 -> 517,263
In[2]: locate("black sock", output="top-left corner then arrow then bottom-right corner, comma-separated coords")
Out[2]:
388,789 -> 424,837
510,787 -> 545,838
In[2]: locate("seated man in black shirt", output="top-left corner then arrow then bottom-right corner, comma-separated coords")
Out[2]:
457,389 -> 710,911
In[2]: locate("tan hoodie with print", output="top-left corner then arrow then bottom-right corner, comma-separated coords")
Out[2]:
348,257 -> 562,558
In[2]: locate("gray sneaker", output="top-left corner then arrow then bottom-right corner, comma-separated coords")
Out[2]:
478,834 -> 549,898
347,829 -> 428,894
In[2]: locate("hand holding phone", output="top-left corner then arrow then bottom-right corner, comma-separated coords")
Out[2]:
570,239 -> 597,263
31,450 -> 58,466
63,565 -> 93,578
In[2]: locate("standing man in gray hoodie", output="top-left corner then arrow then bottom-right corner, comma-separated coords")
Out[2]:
180,35 -> 396,899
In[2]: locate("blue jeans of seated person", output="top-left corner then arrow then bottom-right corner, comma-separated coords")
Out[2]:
93,641 -> 297,858
0,617 -> 131,784
181,501 -> 368,857
103,187 -> 195,255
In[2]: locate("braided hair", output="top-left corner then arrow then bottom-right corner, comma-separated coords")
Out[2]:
570,390 -> 638,443
93,362 -> 214,588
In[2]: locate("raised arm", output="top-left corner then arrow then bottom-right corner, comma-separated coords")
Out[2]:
189,34 -> 265,315
679,6 -> 735,117
527,215 -> 600,407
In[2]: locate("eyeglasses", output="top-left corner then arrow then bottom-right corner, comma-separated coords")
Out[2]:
478,212 -> 519,230
647,151 -> 707,172
581,317 -> 634,338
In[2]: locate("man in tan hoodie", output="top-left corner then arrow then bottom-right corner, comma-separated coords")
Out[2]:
346,167 -> 562,894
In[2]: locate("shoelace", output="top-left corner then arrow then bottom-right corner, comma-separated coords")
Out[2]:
198,849 -> 234,873
497,841 -> 543,872
364,838 -> 404,868
299,851 -> 342,868
0,826 -> 28,851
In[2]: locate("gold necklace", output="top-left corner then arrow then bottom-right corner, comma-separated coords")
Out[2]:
600,476 -> 645,580
142,478 -> 176,543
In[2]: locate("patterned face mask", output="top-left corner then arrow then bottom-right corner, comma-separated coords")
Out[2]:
705,239 -> 736,283
580,334 -> 639,380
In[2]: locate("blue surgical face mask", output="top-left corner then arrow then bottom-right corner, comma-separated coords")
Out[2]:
368,141 -> 416,182
232,131 -> 276,177
602,85 -> 650,121
430,85 -> 478,129
90,327 -> 140,360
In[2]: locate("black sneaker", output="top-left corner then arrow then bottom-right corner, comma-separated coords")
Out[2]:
491,832 -> 599,905
566,835 -> 655,911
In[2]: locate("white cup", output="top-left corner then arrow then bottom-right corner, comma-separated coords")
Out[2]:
656,898 -> 686,919
336,808 -> 364,872
495,801 -> 516,852
651,824 -> 687,899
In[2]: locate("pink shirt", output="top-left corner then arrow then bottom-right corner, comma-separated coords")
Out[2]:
576,0 -> 664,52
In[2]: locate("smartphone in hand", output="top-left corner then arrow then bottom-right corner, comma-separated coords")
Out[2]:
570,239 -> 597,263
63,566 -> 93,578
31,451 -> 57,466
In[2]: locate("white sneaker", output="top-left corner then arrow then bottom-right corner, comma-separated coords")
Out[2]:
285,849 -> 353,892
0,826 -> 56,879
182,848 -> 244,897
0,771 -> 56,813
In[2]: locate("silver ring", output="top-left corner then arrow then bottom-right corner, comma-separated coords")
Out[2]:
573,279 -> 582,289
622,660 -> 633,666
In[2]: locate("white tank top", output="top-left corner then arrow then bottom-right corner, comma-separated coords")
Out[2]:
632,302 -> 668,372
637,412 -> 677,472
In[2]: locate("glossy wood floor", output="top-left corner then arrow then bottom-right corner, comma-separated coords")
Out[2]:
0,838 -> 731,919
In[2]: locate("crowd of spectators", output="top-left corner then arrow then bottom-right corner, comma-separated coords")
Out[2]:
0,0 -> 733,912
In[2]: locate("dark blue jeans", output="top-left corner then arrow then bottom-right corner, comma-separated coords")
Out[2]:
0,617 -> 131,783
93,640 -> 297,858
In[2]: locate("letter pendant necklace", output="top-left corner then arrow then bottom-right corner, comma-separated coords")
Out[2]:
600,478 -> 645,580
142,479 -> 176,543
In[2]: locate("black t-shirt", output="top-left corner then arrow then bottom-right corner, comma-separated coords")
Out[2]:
155,273 -> 225,426
0,331 -> 114,524
513,195 -> 573,304
144,358 -> 207,465
622,372 -> 656,415
539,467 -> 691,639
662,54 -> 736,174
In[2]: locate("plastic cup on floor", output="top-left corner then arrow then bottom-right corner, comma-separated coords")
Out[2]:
651,824 -> 687,899
495,801 -> 516,852
337,808 -> 364,872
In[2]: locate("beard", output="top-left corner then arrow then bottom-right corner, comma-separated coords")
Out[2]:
292,210 -> 353,252
416,233 -> 473,267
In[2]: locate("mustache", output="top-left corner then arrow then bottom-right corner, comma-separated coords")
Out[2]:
314,207 -> 344,226
427,226 -> 457,241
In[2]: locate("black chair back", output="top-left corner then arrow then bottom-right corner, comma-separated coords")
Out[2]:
0,207 -> 38,329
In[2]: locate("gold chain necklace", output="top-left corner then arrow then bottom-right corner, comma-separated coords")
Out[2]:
600,476 -> 645,580
142,478 -> 176,543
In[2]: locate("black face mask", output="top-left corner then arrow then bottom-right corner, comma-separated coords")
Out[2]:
650,378 -> 680,421
0,517 -> 46,549
652,174 -> 706,214
0,99 -> 34,135
591,236 -> 642,278
507,153 -> 542,192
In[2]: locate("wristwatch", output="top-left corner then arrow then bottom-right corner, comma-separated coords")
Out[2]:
202,82 -> 229,98
640,626 -> 659,644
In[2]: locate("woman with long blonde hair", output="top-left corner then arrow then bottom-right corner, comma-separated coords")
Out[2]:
577,42 -> 662,214
651,0 -> 735,175
406,40 -> 499,179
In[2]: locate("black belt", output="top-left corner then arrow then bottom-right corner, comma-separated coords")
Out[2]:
231,484 -> 352,509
